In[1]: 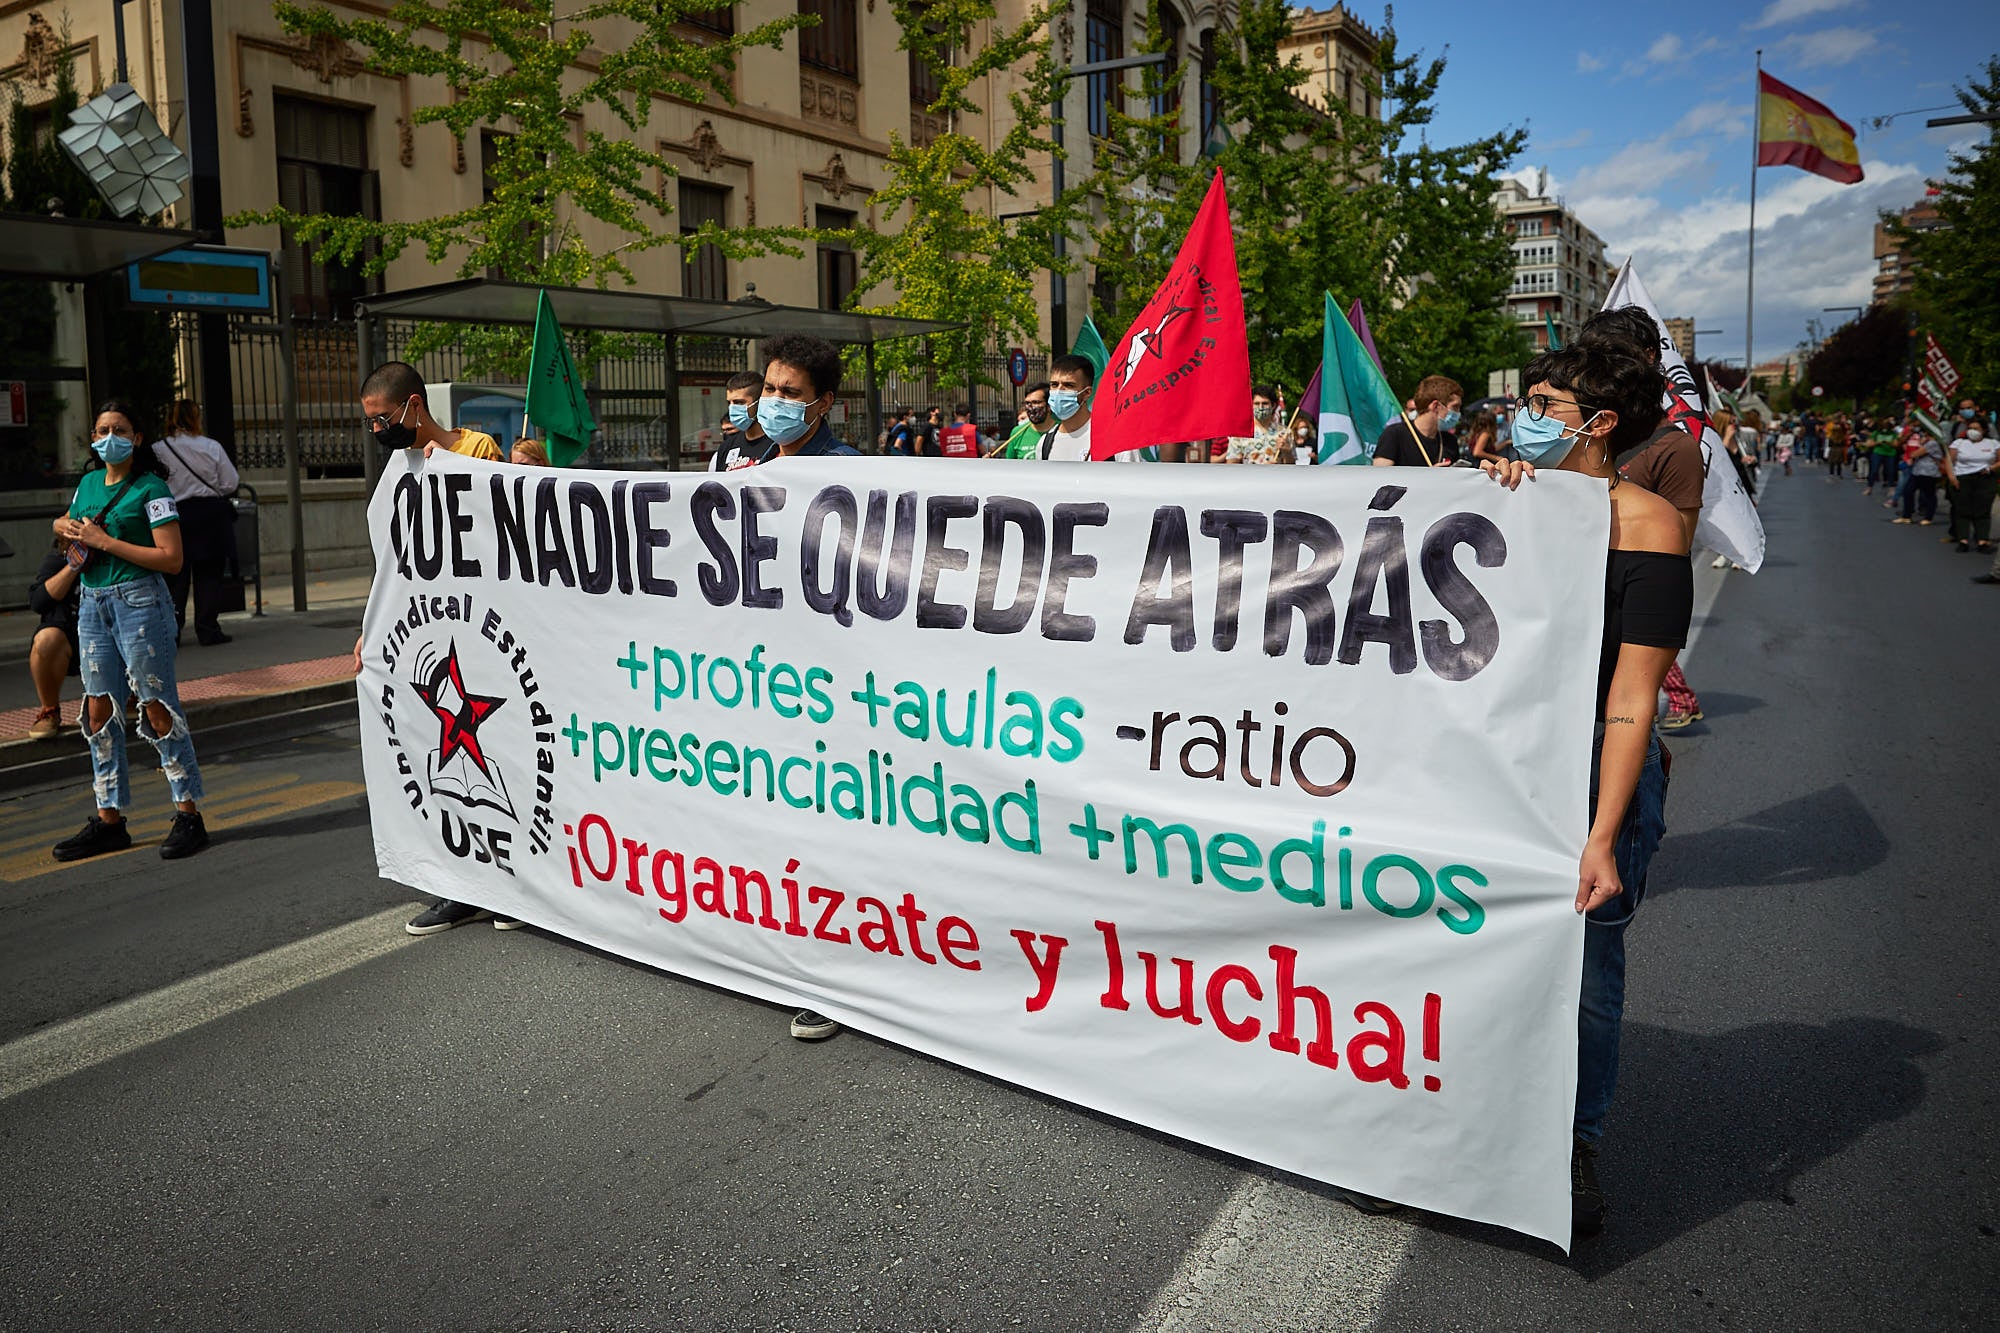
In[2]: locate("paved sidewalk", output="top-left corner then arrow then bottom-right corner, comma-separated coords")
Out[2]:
0,572 -> 373,746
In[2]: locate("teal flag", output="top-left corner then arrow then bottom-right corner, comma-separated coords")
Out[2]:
1543,313 -> 1562,351
527,289 -> 597,467
1318,292 -> 1402,464
1071,316 -> 1152,459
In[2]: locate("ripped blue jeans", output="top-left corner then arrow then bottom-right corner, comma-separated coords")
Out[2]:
77,574 -> 204,810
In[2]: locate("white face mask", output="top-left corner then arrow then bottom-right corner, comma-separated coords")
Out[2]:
1970,429 -> 1987,443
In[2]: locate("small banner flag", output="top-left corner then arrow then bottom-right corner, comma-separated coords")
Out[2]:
527,289 -> 598,467
1318,291 -> 1403,465
1346,299 -> 1384,373
1544,313 -> 1562,351
1756,71 -> 1863,185
1091,170 -> 1253,458
1603,260 -> 1765,572
1288,364 -> 1323,438
1071,317 -> 1111,385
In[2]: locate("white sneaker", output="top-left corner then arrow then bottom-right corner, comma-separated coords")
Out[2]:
1711,554 -> 1730,569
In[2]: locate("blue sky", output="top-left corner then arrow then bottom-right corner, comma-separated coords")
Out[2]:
1381,0 -> 2000,366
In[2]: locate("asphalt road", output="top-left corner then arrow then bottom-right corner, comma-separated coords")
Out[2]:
1,465 -> 1994,1331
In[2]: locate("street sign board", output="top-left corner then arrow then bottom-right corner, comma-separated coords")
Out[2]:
3,380 -> 24,427
1007,347 -> 1028,386
126,245 -> 273,313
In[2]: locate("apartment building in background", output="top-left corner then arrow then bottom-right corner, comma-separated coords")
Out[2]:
1872,197 -> 1941,304
1491,170 -> 1609,353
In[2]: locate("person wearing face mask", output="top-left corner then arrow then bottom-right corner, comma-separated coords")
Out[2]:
359,362 -> 505,462
1945,419 -> 1998,555
1484,343 -> 1690,1240
1224,385 -> 1292,464
1000,383 -> 1052,458
709,370 -> 770,471
1371,375 -> 1461,467
754,333 -> 859,468
1038,355 -> 1102,461
47,399 -> 211,862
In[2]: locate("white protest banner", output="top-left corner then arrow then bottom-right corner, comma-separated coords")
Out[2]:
1604,261 -> 1767,573
358,452 -> 1608,1249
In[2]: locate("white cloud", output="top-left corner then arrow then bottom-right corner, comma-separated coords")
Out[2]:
1672,100 -> 1751,138
1624,33 -> 1724,78
1576,51 -> 1606,74
1578,151 -> 1925,362
1539,128 -> 1595,152
1748,0 -> 1862,30
1771,26 -> 1878,68
1645,33 -> 1687,63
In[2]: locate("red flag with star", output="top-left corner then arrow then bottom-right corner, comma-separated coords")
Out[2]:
1090,170 -> 1254,458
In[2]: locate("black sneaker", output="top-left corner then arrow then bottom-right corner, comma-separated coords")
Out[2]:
52,815 -> 132,862
790,1009 -> 842,1041
1572,1135 -> 1606,1238
1329,1186 -> 1400,1215
158,810 -> 210,860
405,900 -> 493,936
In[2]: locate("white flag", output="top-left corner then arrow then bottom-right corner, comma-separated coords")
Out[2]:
1602,261 -> 1767,574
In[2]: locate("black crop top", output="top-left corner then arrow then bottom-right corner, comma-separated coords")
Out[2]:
1599,550 -> 1693,710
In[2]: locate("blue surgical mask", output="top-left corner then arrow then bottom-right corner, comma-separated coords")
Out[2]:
757,395 -> 816,446
1509,408 -> 1599,466
727,403 -> 754,431
1438,409 -> 1462,432
91,433 -> 134,465
1048,388 -> 1085,422
1961,408 -> 1975,420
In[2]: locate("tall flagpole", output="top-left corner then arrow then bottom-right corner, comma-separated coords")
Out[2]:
1746,49 -> 1762,386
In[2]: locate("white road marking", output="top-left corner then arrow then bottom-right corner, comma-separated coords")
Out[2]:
1128,1175 -> 1422,1333
0,904 -> 423,1102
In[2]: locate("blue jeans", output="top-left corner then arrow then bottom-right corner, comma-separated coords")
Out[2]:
78,574 -> 204,810
1576,733 -> 1667,1144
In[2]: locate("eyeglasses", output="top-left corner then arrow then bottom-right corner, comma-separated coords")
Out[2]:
1515,393 -> 1594,421
362,400 -> 413,430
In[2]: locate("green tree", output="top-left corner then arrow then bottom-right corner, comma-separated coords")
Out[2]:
228,0 -> 807,373
842,0 -> 1084,390
1807,303 -> 1908,404
1893,57 -> 2000,402
1086,2 -> 1527,401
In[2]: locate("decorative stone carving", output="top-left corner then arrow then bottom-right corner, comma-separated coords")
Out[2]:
397,117 -> 415,168
800,73 -> 859,129
686,120 -> 725,173
237,87 -> 254,138
15,12 -> 61,88
289,31 -> 366,85
911,109 -> 945,148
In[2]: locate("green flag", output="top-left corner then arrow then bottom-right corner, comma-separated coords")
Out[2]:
1543,313 -> 1561,351
1071,316 -> 1110,382
1318,292 -> 1402,464
527,289 -> 597,467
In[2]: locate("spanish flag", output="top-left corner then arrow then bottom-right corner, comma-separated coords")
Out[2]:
1756,71 -> 1862,184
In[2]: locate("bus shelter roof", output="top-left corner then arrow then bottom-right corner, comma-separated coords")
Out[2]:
353,278 -> 960,344
0,212 -> 199,280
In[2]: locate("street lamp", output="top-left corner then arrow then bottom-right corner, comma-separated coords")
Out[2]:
1047,49 -> 1168,355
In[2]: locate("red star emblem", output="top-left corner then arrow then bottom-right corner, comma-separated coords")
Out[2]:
410,641 -> 506,777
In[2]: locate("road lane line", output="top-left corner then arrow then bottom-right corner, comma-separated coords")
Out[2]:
0,903 -> 423,1102
0,781 -> 366,882
1128,1175 -> 1418,1333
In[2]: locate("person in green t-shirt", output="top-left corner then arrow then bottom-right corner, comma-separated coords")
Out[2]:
49,399 -> 210,862
998,383 -> 1052,458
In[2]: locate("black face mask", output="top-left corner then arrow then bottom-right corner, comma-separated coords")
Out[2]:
372,400 -> 419,452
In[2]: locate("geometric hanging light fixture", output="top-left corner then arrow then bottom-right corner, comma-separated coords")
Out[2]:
58,82 -> 191,218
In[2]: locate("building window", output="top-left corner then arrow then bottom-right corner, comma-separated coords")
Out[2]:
274,95 -> 378,320
1152,3 -> 1176,141
683,6 -> 734,36
800,0 -> 859,78
1086,0 -> 1124,139
1517,218 -> 1542,237
1197,28 -> 1219,153
679,180 -> 729,301
910,4 -> 945,110
816,204 -> 857,311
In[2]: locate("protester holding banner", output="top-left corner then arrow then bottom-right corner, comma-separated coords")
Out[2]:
1497,341 -> 1691,1237
48,400 -> 210,863
1372,376 -> 1461,467
511,438 -> 549,466
1040,355 -> 1100,461
755,334 -> 860,463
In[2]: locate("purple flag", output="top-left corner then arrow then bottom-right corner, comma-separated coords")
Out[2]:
1289,364 -> 1322,435
1347,300 -> 1384,374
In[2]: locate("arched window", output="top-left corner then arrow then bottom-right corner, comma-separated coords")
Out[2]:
1086,0 -> 1124,139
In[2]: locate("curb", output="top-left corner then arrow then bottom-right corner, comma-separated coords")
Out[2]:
0,681 -> 360,798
